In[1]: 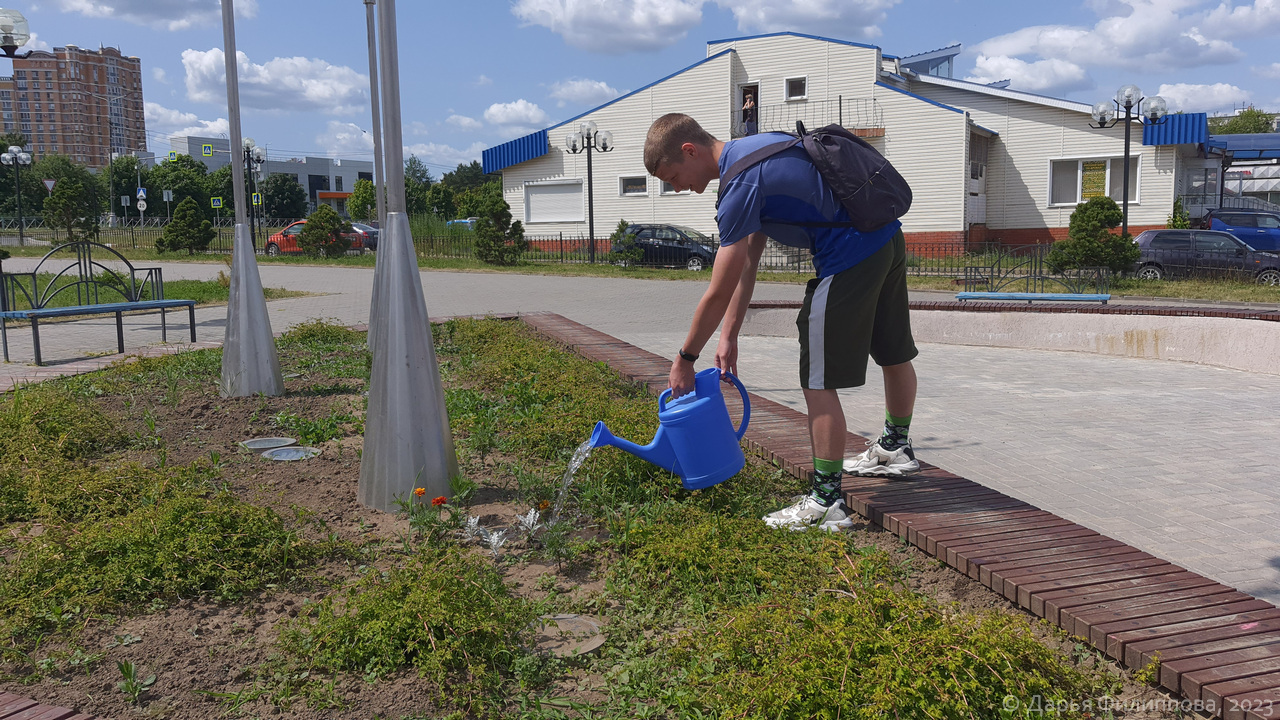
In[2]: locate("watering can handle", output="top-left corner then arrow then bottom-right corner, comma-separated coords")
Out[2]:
723,371 -> 751,440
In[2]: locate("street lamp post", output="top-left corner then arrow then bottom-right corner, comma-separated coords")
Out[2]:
0,8 -> 30,57
565,121 -> 614,263
1089,85 -> 1168,238
244,138 -> 266,250
363,0 -> 386,230
1,145 -> 32,246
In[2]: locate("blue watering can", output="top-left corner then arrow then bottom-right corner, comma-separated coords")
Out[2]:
590,368 -> 751,490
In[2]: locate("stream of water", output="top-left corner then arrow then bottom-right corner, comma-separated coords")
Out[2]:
548,439 -> 594,526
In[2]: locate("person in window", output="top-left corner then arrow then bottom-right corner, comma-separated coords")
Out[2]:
645,113 -> 921,533
742,93 -> 757,136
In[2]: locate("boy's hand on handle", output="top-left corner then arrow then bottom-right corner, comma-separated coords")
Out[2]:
715,337 -> 738,380
669,358 -> 696,398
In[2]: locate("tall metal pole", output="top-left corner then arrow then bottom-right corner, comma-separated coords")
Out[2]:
13,159 -> 23,246
586,142 -> 595,263
1121,101 -> 1132,239
219,0 -> 283,398
361,0 -> 457,513
364,0 -> 386,230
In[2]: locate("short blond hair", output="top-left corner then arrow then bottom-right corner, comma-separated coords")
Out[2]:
644,113 -> 717,175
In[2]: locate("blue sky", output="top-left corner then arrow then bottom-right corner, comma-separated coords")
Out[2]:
10,0 -> 1280,175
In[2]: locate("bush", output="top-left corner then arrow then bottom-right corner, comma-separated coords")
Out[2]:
297,204 -> 352,258
605,219 -> 643,267
1046,196 -> 1139,273
472,192 -> 527,266
1167,197 -> 1191,229
156,196 -> 215,255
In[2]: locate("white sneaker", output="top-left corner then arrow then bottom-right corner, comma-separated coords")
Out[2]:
844,439 -> 920,477
762,495 -> 854,532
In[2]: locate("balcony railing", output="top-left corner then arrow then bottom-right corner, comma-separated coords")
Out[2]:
732,97 -> 883,139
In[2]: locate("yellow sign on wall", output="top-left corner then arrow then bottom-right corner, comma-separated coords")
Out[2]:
1081,160 -> 1107,199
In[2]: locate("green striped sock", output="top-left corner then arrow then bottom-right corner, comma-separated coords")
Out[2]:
881,411 -> 912,451
811,457 -> 843,507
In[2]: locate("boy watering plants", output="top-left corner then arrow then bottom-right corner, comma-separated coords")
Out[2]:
644,113 -> 920,531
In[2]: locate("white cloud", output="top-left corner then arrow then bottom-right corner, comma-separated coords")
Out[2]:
182,48 -> 368,115
484,99 -> 548,126
716,0 -> 899,41
1202,0 -> 1280,38
1155,82 -> 1251,113
512,0 -> 703,53
966,56 -> 1091,94
1254,62 -> 1280,79
403,141 -> 490,170
447,114 -> 483,130
318,121 -> 374,158
48,0 -> 257,31
409,120 -> 431,137
152,67 -> 168,84
145,101 -> 229,139
475,75 -> 493,86
25,32 -> 52,52
549,77 -> 621,107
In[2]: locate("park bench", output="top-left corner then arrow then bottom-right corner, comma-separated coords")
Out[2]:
955,291 -> 1111,304
957,263 -> 1111,305
0,241 -> 196,366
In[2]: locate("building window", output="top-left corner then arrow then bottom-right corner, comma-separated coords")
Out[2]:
784,76 -> 807,101
1048,156 -> 1139,206
661,181 -> 691,195
620,176 -> 647,196
335,176 -> 343,191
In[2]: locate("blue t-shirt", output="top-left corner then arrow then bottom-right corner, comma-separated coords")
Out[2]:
716,132 -> 900,278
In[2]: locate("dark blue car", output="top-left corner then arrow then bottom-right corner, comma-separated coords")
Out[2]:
1132,229 -> 1280,284
1202,209 -> 1280,252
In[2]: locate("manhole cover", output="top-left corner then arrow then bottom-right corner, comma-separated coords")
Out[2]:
240,437 -> 297,451
261,446 -> 320,461
530,614 -> 604,657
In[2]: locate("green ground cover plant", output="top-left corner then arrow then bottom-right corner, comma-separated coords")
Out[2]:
0,318 -> 1174,719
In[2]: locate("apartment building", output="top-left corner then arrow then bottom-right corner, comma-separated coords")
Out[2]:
1,44 -> 146,168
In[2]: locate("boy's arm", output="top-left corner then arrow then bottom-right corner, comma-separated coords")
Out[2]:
669,239 -> 751,397
714,232 -> 767,377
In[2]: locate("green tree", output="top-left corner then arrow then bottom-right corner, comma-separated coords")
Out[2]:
472,192 -> 527,266
441,161 -> 497,192
206,165 -> 235,216
454,180 -> 503,220
346,178 -> 377,220
148,154 -> 210,220
261,173 -> 308,219
29,155 -> 104,219
0,132 -> 27,150
297,204 -> 352,258
1166,197 -> 1191,229
157,196 -> 215,255
405,155 -> 434,186
1046,196 -> 1140,273
42,178 -> 99,243
405,176 -> 430,216
104,154 -> 150,220
605,219 -> 643,267
1209,107 -> 1276,135
425,183 -> 456,219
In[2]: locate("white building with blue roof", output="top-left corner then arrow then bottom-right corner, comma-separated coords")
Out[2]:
483,32 -> 1226,251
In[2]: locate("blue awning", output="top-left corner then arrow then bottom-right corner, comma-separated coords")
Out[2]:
1205,132 -> 1280,160
1143,113 -> 1206,146
482,130 -> 548,175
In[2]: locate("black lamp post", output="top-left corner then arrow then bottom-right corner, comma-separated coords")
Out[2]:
243,138 -> 266,250
1088,85 -> 1169,238
565,121 -> 614,263
1,145 -> 31,246
0,8 -> 30,58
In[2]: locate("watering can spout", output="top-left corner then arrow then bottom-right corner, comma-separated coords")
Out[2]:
590,421 -> 680,476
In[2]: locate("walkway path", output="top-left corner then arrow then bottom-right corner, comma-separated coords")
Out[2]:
2,259 -> 1277,605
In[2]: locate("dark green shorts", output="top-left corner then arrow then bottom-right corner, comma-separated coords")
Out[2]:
796,230 -> 918,389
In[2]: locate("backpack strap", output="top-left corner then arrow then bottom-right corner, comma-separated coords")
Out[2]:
715,136 -> 799,212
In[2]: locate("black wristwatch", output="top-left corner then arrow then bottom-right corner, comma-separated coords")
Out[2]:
678,348 -> 699,363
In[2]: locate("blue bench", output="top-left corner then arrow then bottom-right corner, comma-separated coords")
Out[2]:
955,292 -> 1111,304
1,241 -> 197,366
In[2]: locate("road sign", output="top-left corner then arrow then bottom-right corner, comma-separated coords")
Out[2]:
168,151 -> 177,161
121,195 -> 131,207
252,192 -> 262,206
163,190 -> 173,202
136,200 -> 148,212
43,179 -> 55,193
202,144 -> 213,157
136,187 -> 147,200
210,197 -> 223,209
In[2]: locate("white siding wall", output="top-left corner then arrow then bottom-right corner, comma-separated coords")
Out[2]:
909,84 -> 1177,231
872,87 -> 968,232
502,54 -> 733,238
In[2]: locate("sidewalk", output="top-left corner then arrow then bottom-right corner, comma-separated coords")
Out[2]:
2,260 -> 1278,605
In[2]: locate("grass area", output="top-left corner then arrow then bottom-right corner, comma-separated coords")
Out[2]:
0,318 -> 1158,718
0,272 -> 306,311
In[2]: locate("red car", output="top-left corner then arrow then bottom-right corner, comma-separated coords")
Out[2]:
265,220 -> 365,256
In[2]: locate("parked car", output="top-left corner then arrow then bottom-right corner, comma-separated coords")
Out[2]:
614,223 -> 717,271
1131,229 -> 1280,284
350,222 -> 379,251
445,217 -> 479,231
265,220 -> 366,256
1198,208 -> 1280,253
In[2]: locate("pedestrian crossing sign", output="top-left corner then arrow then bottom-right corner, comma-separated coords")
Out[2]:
202,144 -> 213,157
211,196 -> 223,209
252,192 -> 262,206
168,151 -> 177,161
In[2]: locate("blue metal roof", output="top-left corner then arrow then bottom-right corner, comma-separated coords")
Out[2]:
480,49 -> 735,174
1205,132 -> 1280,160
1142,112 -> 1207,146
482,129 -> 548,175
706,31 -> 879,52
874,81 -> 964,114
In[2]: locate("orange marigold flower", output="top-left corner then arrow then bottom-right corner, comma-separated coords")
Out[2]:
413,488 -> 426,497
537,500 -> 550,511
432,496 -> 447,507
